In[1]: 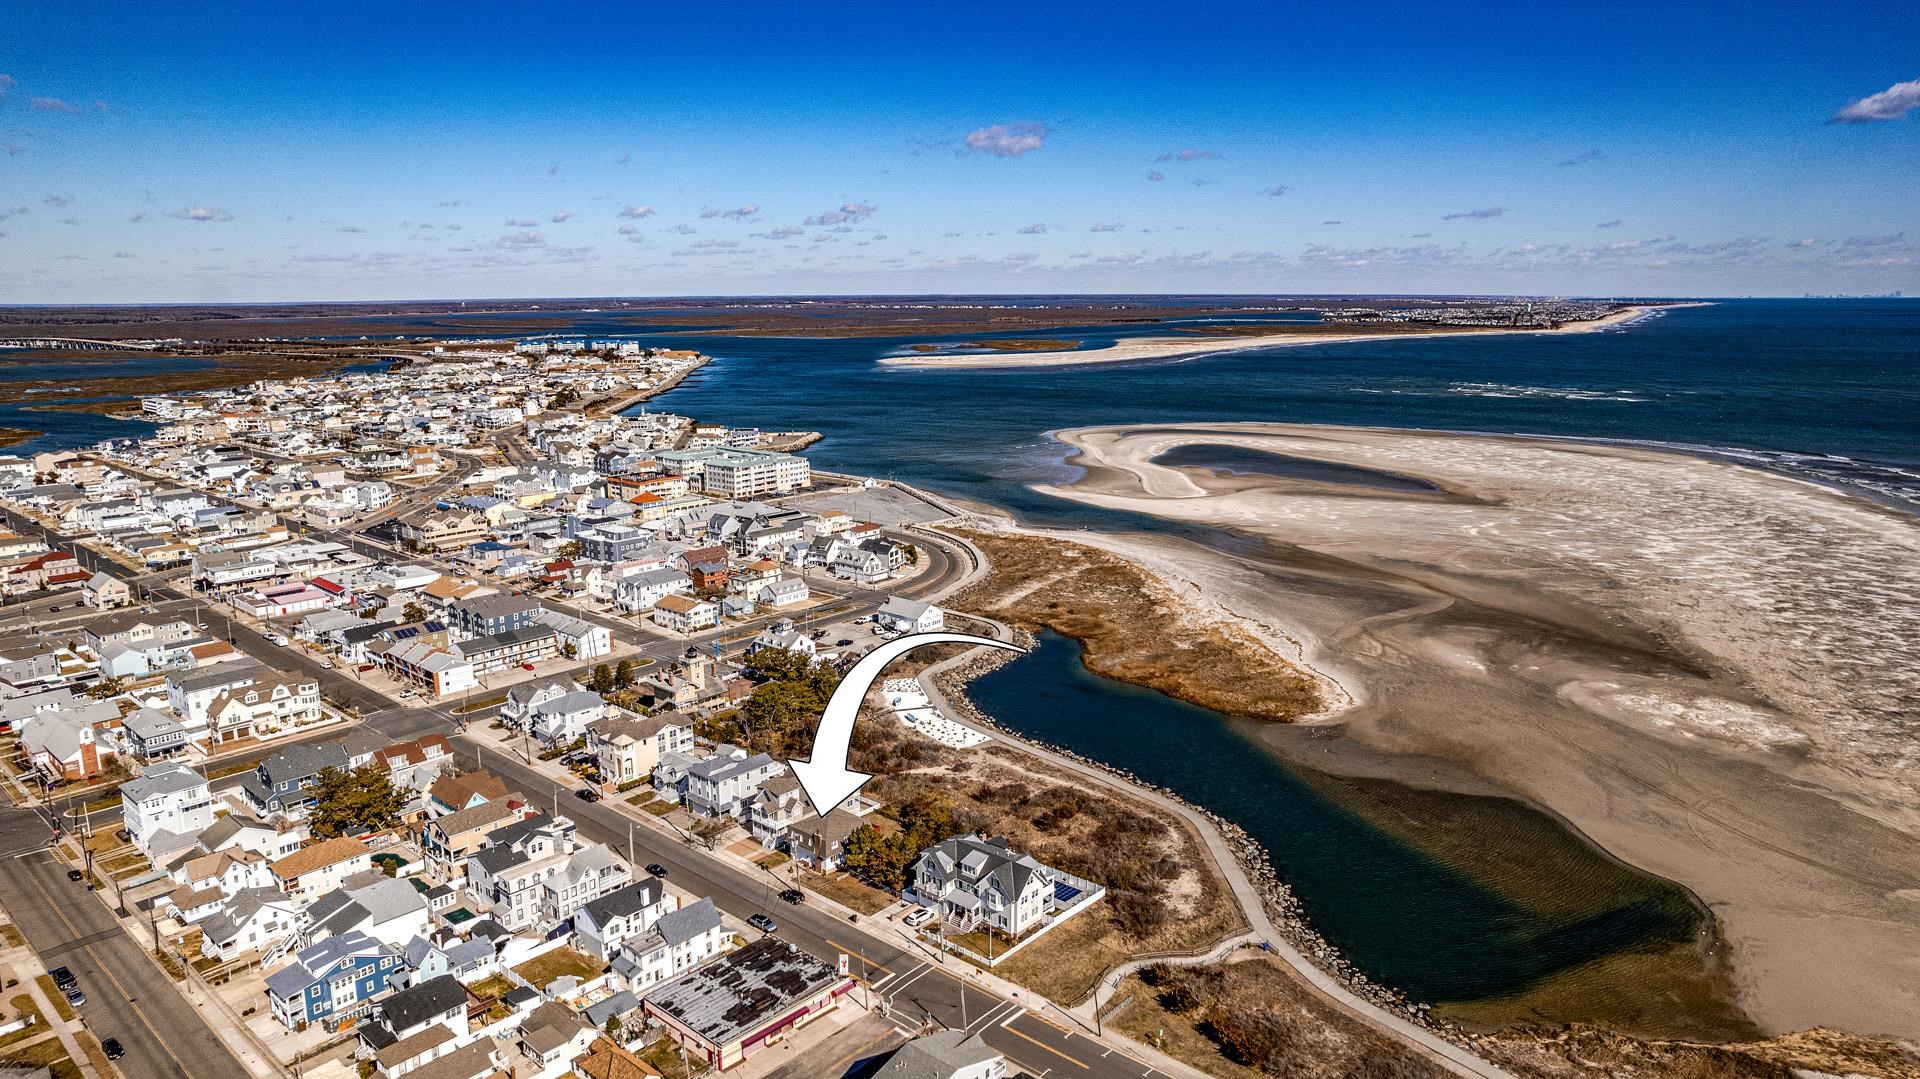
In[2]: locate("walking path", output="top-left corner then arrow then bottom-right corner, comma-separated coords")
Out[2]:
909,520 -> 1518,1079
18,964 -> 102,1079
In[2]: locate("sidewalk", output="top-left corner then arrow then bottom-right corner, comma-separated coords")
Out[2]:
912,602 -> 1518,1079
482,730 -> 1223,1079
12,951 -> 102,1079
52,834 -> 286,1078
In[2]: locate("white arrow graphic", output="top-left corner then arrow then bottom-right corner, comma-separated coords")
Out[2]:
788,631 -> 1024,818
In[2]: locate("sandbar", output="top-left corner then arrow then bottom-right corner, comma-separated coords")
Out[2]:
880,304 -> 1686,369
1033,421 -> 1920,1040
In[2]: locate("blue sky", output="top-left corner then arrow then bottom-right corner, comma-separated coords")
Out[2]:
2,1 -> 1915,302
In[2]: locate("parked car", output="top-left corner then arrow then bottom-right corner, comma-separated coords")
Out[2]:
747,913 -> 778,933
836,639 -> 853,647
48,966 -> 75,989
64,987 -> 86,1008
65,868 -> 84,883
902,907 -> 935,928
357,663 -> 374,672
521,662 -> 536,671
778,888 -> 805,905
645,863 -> 668,878
574,787 -> 601,802
101,1037 -> 124,1060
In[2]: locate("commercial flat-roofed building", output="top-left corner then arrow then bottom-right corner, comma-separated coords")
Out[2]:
641,936 -> 851,1071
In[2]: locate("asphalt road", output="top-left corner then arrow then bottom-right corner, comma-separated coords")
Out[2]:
0,487 -> 1136,1075
0,805 -> 245,1079
461,744 -> 1167,1079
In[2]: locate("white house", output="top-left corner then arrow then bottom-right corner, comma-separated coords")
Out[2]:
874,596 -> 944,634
613,568 -> 691,613
755,576 -> 809,609
120,762 -> 216,856
651,593 -> 718,634
193,887 -> 302,963
571,876 -> 672,960
608,897 -> 729,993
269,837 -> 373,908
82,571 -> 131,609
532,607 -> 611,660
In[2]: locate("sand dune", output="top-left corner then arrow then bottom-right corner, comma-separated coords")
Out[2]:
1034,422 -> 1920,1040
880,305 -> 1676,369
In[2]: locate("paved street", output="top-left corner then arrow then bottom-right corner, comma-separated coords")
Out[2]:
0,804 -> 246,1079
0,487 -> 1067,1076
461,745 -> 1170,1079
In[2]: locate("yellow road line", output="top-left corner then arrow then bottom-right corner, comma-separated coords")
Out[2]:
1003,1024 -> 1090,1070
24,866 -> 192,1076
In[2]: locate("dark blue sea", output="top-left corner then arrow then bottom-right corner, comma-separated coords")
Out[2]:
7,298 -> 1915,1022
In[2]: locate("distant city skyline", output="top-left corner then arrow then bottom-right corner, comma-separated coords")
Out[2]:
1,0 -> 1915,302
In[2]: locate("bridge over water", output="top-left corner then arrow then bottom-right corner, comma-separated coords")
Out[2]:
0,337 -> 159,351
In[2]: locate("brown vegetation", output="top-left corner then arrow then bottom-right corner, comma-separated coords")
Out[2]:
950,529 -> 1322,721
1119,957 -> 1449,1079
869,742 -> 1245,1002
1126,956 -> 1920,1079
1477,1024 -> 1920,1079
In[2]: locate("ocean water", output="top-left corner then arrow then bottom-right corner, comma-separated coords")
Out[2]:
634,299 -> 1920,518
11,299 -> 1915,1018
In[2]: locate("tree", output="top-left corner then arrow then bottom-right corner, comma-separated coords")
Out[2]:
590,663 -> 615,693
401,602 -> 427,624
613,659 -> 636,688
690,815 -> 731,850
839,825 -> 915,891
557,540 -> 583,560
308,765 -> 406,839
903,543 -> 920,566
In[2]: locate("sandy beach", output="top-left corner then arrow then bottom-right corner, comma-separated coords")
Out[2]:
1029,422 -> 1920,1041
879,304 -> 1684,370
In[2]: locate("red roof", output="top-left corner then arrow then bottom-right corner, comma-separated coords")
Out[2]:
312,577 -> 346,594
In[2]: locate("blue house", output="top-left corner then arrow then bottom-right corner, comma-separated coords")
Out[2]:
266,930 -> 402,1030
241,740 -> 349,817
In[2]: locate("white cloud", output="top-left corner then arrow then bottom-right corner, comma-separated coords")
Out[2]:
1831,79 -> 1920,123
1556,149 -> 1604,166
964,122 -> 1047,157
617,204 -> 656,219
1157,148 -> 1220,162
30,96 -> 80,113
1443,206 -> 1506,220
173,206 -> 234,222
1145,170 -> 1166,182
804,200 -> 876,226
1017,223 -> 1048,235
550,211 -> 573,223
699,204 -> 760,220
504,218 -> 539,227
495,230 -> 545,248
1259,185 -> 1292,196
1090,222 -> 1124,232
